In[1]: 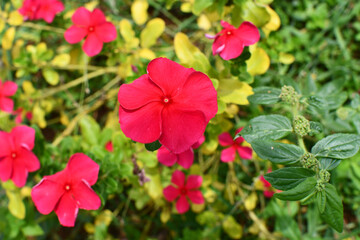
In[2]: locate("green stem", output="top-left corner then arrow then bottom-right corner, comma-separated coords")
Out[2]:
21,22 -> 65,34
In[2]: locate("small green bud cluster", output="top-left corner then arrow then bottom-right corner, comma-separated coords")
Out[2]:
279,85 -> 300,105
293,115 -> 310,137
316,181 -> 326,191
319,169 -> 330,183
301,153 -> 319,171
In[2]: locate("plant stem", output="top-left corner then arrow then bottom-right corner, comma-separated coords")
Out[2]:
21,22 -> 65,34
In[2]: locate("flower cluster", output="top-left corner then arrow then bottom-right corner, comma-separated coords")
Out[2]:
19,0 -> 64,23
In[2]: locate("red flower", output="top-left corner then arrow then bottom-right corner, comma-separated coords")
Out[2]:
157,135 -> 205,169
64,7 -> 117,57
31,153 -> 101,227
0,126 -> 40,187
163,170 -> 204,214
0,80 -> 17,113
218,128 -> 252,162
118,58 -> 217,154
259,175 -> 276,198
18,0 -> 64,23
208,21 -> 260,60
105,141 -> 113,152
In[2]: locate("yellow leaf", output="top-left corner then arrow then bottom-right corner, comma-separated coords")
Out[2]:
138,48 -> 156,60
0,18 -> 5,32
244,192 -> 258,211
204,189 -> 217,203
119,19 -> 139,49
84,1 -> 99,11
22,81 -> 36,95
222,216 -> 242,239
246,47 -> 270,76
279,52 -> 295,64
131,0 -> 148,25
20,186 -> 32,198
140,18 -> 165,48
60,111 -> 69,125
32,103 -> 47,128
95,210 -> 113,226
145,173 -> 163,199
191,203 -> 205,213
262,6 -> 281,36
160,207 -> 171,223
8,10 -> 23,26
51,53 -> 71,66
180,3 -> 192,13
201,137 -> 219,154
84,223 -> 95,234
197,14 -> 211,30
218,78 -> 253,105
4,184 -> 26,219
217,99 -> 226,114
2,27 -> 15,50
43,68 -> 60,86
12,39 -> 24,60
11,0 -> 23,8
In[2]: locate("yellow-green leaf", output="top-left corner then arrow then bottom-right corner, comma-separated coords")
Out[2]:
8,10 -> 23,26
138,48 -> 156,60
2,27 -> 15,50
279,52 -> 295,64
244,192 -> 258,211
218,78 -> 253,105
3,182 -> 26,220
246,47 -> 270,76
119,19 -> 139,49
222,216 -> 242,239
140,18 -> 165,48
145,173 -> 163,199
85,1 -> 99,11
262,6 -> 281,36
131,0 -> 148,25
197,14 -> 211,30
233,1 -> 270,27
43,68 -> 60,85
0,18 -> 5,32
51,53 -> 71,66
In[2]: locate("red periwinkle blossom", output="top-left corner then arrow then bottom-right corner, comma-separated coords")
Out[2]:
0,80 -> 17,113
118,58 -> 217,154
12,108 -> 33,124
163,170 -> 204,214
64,7 -> 117,57
157,135 -> 205,169
0,126 -> 40,187
105,141 -> 113,152
218,128 -> 252,162
18,0 -> 64,23
31,153 -> 101,227
259,175 -> 276,198
207,21 -> 260,60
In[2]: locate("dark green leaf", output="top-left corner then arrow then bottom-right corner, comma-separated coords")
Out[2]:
311,133 -> 360,159
264,167 -> 315,190
317,190 -> 326,213
319,158 -> 341,170
247,87 -> 281,104
275,177 -> 317,201
320,184 -> 343,232
309,121 -> 323,135
239,115 -> 292,143
251,141 -> 304,165
145,140 -> 162,151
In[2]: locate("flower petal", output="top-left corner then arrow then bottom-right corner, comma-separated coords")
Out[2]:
147,58 -> 195,96
0,97 -> 14,113
160,106 -> 206,154
0,157 -> 12,182
82,34 -> 103,57
163,185 -> 179,201
64,26 -> 87,44
235,21 -> 260,46
220,146 -> 236,162
173,71 -> 218,122
218,132 -> 233,146
18,148 -> 40,172
171,170 -> 185,188
237,146 -> 253,160
72,180 -> 101,210
11,163 -> 28,187
72,7 -> 91,26
31,179 -> 64,214
2,81 -> 17,96
95,22 -> 117,43
187,190 -> 204,204
55,193 -> 79,227
11,126 -> 35,150
220,20 -> 234,29
118,74 -> 163,110
90,8 -> 106,25
67,153 -> 99,185
177,149 -> 194,169
185,175 -> 202,189
0,131 -> 11,156
176,195 -> 189,214
219,35 -> 245,60
264,190 -> 274,198
212,35 -> 226,56
119,102 -> 162,144
192,135 -> 205,149
157,146 -> 177,167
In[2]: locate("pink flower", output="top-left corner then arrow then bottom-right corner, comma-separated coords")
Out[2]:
218,128 -> 252,162
0,80 -> 17,113
18,0 -> 64,23
157,135 -> 205,169
64,7 -> 117,57
118,58 -> 217,154
259,175 -> 276,198
105,141 -> 113,152
0,126 -> 40,187
209,21 -> 260,60
31,153 -> 101,227
163,170 -> 204,214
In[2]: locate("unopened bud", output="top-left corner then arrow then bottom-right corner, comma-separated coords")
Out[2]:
319,169 -> 330,183
279,85 -> 300,105
301,153 -> 319,171
293,115 -> 310,137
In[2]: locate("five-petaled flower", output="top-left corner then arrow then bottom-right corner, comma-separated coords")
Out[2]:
0,126 -> 40,187
0,80 -> 17,113
118,58 -> 217,154
64,7 -> 117,57
207,21 -> 260,60
157,135 -> 205,169
218,128 -> 252,162
31,153 -> 101,227
163,170 -> 204,214
18,0 -> 64,23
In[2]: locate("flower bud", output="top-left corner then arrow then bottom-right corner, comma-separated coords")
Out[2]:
293,115 -> 310,137
279,85 -> 300,105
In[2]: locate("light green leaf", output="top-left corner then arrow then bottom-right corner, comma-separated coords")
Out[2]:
43,68 -> 60,86
140,18 -> 165,48
79,115 -> 101,146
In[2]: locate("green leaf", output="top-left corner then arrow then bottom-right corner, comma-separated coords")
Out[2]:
239,115 -> 292,143
140,18 -> 165,48
232,1 -> 270,27
311,133 -> 360,159
145,140 -> 162,151
251,141 -> 304,165
316,190 -> 326,213
222,216 -> 242,239
247,87 -> 281,104
319,158 -> 341,170
275,177 -> 317,201
22,223 -> 44,236
79,115 -> 101,146
192,0 -> 214,15
320,184 -> 343,232
309,121 -> 323,135
264,167 -> 315,190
